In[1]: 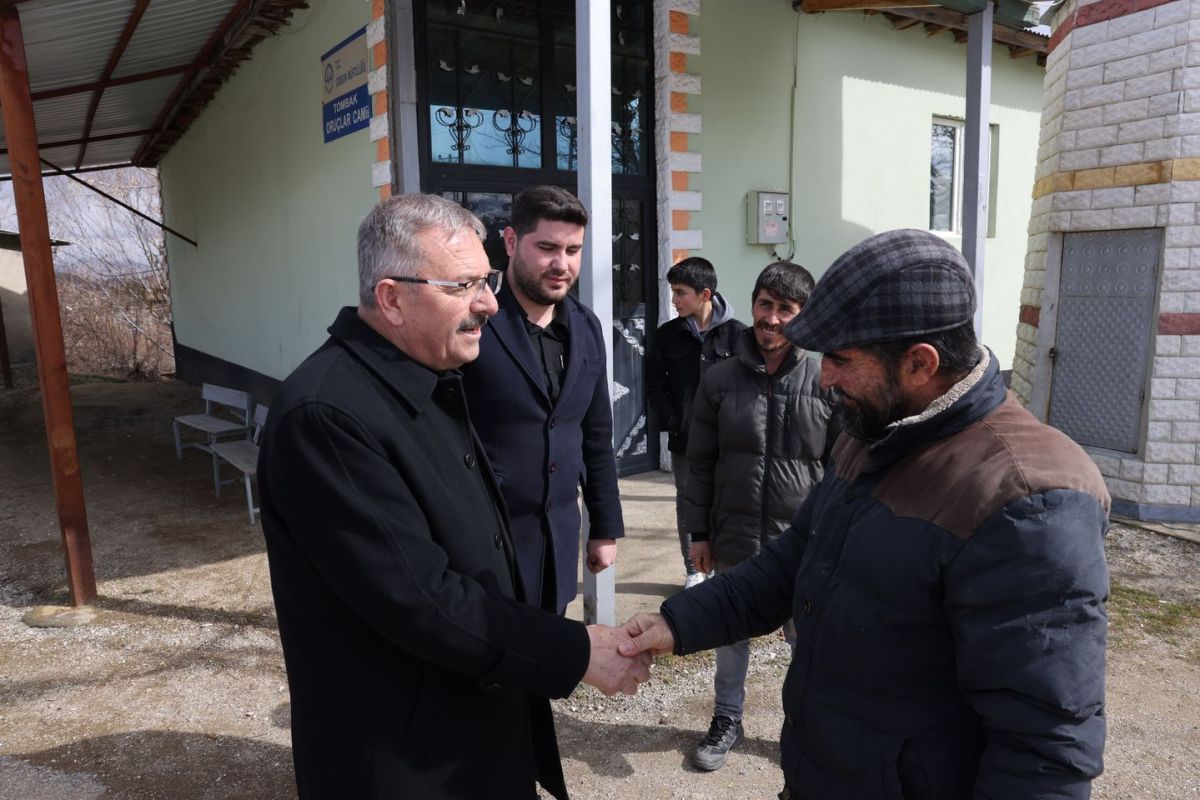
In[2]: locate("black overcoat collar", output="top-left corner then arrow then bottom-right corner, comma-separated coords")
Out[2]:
326,306 -> 444,415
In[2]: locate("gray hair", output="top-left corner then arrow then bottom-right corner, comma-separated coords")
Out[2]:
357,193 -> 486,306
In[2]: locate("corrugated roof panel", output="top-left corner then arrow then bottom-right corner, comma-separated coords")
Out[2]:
16,0 -> 136,93
0,143 -> 86,176
75,137 -> 140,168
91,75 -> 180,135
116,0 -> 235,79
30,93 -> 90,143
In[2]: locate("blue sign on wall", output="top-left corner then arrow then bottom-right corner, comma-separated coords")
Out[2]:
323,84 -> 371,143
321,27 -> 370,144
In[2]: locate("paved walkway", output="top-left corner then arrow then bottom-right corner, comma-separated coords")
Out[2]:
564,470 -> 687,626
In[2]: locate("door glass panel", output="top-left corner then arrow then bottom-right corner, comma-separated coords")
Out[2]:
611,55 -> 648,176
554,45 -> 578,172
612,198 -> 649,465
441,191 -> 514,269
427,22 -> 542,167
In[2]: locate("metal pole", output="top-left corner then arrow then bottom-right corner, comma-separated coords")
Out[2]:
0,6 -> 96,606
963,0 -> 992,338
576,0 -> 615,626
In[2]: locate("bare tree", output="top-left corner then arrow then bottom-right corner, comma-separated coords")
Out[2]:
0,167 -> 174,379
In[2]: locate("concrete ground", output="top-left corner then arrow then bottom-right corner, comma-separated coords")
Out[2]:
1,374 -> 1198,799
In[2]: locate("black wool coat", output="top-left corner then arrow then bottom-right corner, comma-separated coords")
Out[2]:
258,307 -> 590,800
461,289 -> 625,614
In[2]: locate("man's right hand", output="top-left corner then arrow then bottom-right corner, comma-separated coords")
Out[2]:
583,624 -> 652,696
618,612 -> 676,659
689,540 -> 713,575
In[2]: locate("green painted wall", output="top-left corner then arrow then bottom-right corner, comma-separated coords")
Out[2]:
160,1 -> 376,380
691,0 -> 1044,369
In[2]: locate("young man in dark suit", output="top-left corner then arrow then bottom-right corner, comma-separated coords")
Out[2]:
461,186 -> 625,615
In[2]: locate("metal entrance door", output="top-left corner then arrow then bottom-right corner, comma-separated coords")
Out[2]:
1048,228 -> 1161,453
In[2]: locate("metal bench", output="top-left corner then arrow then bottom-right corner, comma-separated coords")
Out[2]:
172,383 -> 252,483
211,404 -> 268,524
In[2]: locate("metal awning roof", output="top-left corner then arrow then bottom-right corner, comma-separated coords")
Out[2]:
793,0 -> 1051,64
0,0 -> 306,178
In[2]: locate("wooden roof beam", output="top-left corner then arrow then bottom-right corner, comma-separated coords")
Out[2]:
886,13 -> 923,28
134,0 -> 267,165
925,22 -> 949,35
76,0 -> 152,169
878,6 -> 1048,53
26,64 -> 190,103
799,0 -> 938,12
1008,44 -> 1035,58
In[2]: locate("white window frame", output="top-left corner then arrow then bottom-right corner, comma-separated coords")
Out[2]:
929,116 -> 998,238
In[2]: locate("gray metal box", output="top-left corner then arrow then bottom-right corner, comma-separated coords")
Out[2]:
745,190 -> 790,245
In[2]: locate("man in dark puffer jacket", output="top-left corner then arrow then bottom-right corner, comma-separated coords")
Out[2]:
683,260 -> 836,771
621,229 -> 1110,800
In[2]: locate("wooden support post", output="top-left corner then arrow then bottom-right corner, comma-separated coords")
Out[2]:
576,0 -> 615,626
0,6 -> 96,606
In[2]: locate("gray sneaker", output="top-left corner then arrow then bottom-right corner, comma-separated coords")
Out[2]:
692,715 -> 743,771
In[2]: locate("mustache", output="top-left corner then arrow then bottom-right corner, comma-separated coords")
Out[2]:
458,314 -> 490,331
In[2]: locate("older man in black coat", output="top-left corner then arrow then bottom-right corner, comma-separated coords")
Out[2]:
258,194 -> 648,799
462,186 -> 625,615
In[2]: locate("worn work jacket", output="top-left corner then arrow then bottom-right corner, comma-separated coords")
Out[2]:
663,350 -> 1111,799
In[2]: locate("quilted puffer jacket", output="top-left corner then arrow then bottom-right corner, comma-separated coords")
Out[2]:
682,328 -> 836,566
663,349 -> 1111,799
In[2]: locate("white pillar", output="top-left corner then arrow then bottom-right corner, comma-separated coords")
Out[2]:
576,0 -> 616,626
963,1 -> 992,338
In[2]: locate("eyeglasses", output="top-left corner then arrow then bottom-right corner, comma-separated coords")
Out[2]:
385,269 -> 503,299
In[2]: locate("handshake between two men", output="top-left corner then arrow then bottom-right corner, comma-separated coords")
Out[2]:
581,613 -> 675,696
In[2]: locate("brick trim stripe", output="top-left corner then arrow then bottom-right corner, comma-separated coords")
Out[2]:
1019,304 -> 1041,328
1158,313 -> 1200,334
369,0 -> 392,200
1049,0 -> 1177,51
1030,158 -> 1200,199
666,2 -> 702,257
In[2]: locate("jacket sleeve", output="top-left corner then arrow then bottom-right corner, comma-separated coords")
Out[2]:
945,488 -> 1109,800
264,402 -> 591,699
645,328 -> 674,429
662,490 -> 816,653
681,369 -> 720,537
580,315 -> 625,540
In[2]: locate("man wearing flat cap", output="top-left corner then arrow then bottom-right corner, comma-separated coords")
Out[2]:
621,229 -> 1111,799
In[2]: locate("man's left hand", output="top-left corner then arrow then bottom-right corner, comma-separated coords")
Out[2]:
587,538 -> 617,573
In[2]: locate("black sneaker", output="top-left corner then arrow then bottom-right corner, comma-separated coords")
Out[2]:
692,715 -> 744,771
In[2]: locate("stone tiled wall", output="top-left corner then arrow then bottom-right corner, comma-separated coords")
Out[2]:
1018,0 -> 1200,519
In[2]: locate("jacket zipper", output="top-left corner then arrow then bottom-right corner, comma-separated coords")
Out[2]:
761,377 -> 774,550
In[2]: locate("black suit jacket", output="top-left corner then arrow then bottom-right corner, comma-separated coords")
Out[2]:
462,289 -> 625,613
258,307 -> 589,800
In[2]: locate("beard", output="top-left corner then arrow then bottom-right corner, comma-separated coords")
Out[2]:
510,252 -> 574,306
754,321 -> 790,353
832,372 -> 907,441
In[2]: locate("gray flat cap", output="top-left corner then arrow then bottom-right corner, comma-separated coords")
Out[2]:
785,229 -> 975,353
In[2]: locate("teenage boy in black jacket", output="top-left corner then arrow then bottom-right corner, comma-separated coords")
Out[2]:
646,257 -> 745,589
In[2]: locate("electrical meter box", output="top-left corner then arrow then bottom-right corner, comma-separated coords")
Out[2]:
745,190 -> 790,245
